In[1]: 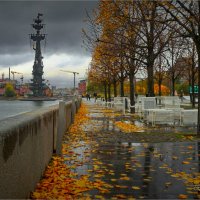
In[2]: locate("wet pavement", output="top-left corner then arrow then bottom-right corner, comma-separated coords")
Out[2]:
62,99 -> 200,199
65,142 -> 200,199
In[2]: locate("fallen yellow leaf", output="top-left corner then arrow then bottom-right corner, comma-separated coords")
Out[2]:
178,194 -> 188,199
132,186 -> 140,190
115,194 -> 127,199
120,176 -> 130,181
182,161 -> 190,164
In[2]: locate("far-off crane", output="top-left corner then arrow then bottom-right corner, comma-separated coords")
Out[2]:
60,70 -> 79,90
10,71 -> 23,81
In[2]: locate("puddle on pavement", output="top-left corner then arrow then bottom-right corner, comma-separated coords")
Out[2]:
64,141 -> 200,199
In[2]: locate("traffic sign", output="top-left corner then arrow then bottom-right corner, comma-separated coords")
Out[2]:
189,85 -> 198,93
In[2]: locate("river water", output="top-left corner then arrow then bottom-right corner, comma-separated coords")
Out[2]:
0,100 -> 60,121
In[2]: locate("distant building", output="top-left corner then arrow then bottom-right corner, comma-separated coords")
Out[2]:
0,78 -> 31,96
78,80 -> 86,95
53,88 -> 72,97
0,79 -> 6,96
0,78 -> 11,96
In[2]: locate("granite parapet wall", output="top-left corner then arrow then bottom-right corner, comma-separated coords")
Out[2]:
0,97 -> 81,198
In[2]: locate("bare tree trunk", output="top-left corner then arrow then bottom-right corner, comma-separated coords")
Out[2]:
189,78 -> 193,104
172,74 -> 175,96
113,78 -> 117,97
120,76 -> 125,97
191,64 -> 195,108
196,44 -> 200,136
171,45 -> 175,96
158,79 -> 162,96
108,83 -> 111,102
104,82 -> 107,102
147,65 -> 155,96
191,44 -> 196,108
196,0 -> 200,136
129,73 -> 135,113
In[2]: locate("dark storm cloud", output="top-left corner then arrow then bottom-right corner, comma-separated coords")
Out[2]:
0,1 -> 97,66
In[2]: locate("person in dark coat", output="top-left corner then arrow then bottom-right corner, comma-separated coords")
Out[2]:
93,92 -> 97,102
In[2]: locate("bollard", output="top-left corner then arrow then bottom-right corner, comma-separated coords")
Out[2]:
71,96 -> 76,123
56,101 -> 66,155
122,97 -> 126,115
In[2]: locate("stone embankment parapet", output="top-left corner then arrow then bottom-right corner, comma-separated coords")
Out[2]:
0,96 -> 81,199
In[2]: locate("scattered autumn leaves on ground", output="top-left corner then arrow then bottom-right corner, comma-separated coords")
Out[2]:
31,102 -> 200,199
102,108 -> 144,133
115,121 -> 143,133
32,104 -> 91,198
31,104 -> 114,199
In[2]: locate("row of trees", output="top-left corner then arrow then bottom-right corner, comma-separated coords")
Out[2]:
83,1 -> 200,135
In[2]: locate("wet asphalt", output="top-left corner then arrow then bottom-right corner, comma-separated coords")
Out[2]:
64,98 -> 200,199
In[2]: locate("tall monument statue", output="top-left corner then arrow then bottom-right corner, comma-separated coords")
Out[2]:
30,13 -> 46,97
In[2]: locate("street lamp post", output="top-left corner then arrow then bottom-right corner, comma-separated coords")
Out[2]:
72,72 -> 76,90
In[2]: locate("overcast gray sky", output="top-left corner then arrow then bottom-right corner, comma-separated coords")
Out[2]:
0,1 -> 98,88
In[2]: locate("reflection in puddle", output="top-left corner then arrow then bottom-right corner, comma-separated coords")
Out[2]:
66,140 -> 200,199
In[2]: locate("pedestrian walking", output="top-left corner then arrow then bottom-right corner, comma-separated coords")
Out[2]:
86,93 -> 89,101
180,90 -> 183,102
93,92 -> 97,102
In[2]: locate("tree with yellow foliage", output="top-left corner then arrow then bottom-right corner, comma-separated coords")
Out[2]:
85,1 -> 143,112
4,83 -> 16,97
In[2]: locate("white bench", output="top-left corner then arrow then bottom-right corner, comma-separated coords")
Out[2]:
113,97 -> 126,114
140,97 -> 156,119
181,109 -> 198,126
146,109 -> 174,126
96,99 -> 107,107
134,95 -> 145,113
164,107 -> 184,125
162,96 -> 181,109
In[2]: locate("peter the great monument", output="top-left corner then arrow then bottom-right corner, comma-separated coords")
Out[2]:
24,13 -> 55,101
29,13 -> 46,97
